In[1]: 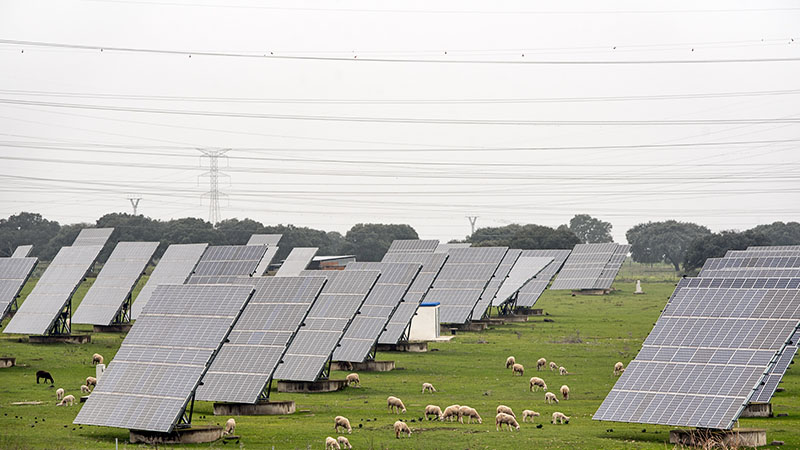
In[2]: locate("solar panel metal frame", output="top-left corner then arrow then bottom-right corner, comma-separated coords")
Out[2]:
274,247 -> 319,277
386,239 -> 439,254
72,228 -> 114,247
72,241 -> 159,326
131,243 -> 208,320
513,249 -> 572,308
471,249 -> 521,319
0,256 -> 38,321
550,243 -> 619,290
246,234 -> 282,246
491,256 -> 554,307
73,284 -> 255,433
11,245 -> 33,258
186,245 -> 269,284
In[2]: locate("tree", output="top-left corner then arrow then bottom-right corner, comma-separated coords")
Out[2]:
95,213 -> 164,262
215,218 -> 266,245
261,224 -> 347,261
342,223 -> 418,261
568,214 -> 613,243
626,221 -> 711,271
0,212 -> 61,257
749,221 -> 800,246
684,230 -> 771,271
161,217 -> 224,247
468,224 -> 580,249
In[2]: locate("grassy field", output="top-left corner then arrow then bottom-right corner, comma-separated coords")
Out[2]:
0,276 -> 798,449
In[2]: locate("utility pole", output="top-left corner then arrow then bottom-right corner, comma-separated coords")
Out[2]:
466,215 -> 479,235
127,195 -> 142,215
198,149 -> 230,224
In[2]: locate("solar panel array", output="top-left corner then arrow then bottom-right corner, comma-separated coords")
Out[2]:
131,243 -> 207,320
593,244 -> 631,289
247,234 -> 282,246
700,256 -> 800,278
727,249 -> 800,258
74,284 -> 254,432
254,246 -> 279,276
4,245 -> 103,335
491,256 -> 554,307
471,249 -> 521,319
551,243 -> 622,290
425,247 -> 508,324
275,247 -> 319,277
273,270 -> 379,382
197,276 -> 326,403
333,262 -> 421,362
11,245 -> 33,258
378,252 -> 448,344
594,277 -> 800,429
0,256 -> 38,320
72,228 -> 114,247
748,245 -> 800,251
186,245 -> 268,284
386,239 -> 438,254
513,249 -> 572,308
434,242 -> 471,253
751,344 -> 798,403
72,242 -> 159,326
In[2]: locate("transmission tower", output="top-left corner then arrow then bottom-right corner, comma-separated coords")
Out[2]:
467,215 -> 479,235
198,149 -> 230,224
127,195 -> 142,215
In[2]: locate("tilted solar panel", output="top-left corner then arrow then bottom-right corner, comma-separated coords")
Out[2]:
550,243 -> 618,290
186,245 -> 268,284
196,276 -> 326,403
434,242 -> 471,253
514,249 -> 572,308
247,234 -> 282,246
386,239 -> 439,254
592,244 -> 630,289
11,245 -> 33,258
727,249 -> 800,258
131,243 -> 207,320
275,248 -> 319,277
72,228 -> 114,247
747,245 -> 800,252
74,284 -> 254,433
4,245 -> 102,335
491,256 -> 554,307
751,345 -> 798,403
333,262 -> 421,362
254,246 -> 279,276
0,257 -> 38,320
72,242 -> 159,326
471,249 -> 521,319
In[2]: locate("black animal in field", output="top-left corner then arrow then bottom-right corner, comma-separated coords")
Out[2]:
36,370 -> 54,384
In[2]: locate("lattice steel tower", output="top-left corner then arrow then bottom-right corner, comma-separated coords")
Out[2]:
198,149 -> 230,224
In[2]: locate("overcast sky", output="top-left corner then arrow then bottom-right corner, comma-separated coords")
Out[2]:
1,0 -> 799,243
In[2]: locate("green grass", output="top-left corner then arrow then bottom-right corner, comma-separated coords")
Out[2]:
1,279 -> 798,449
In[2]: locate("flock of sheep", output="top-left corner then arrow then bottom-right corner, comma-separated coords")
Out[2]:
45,353 -> 103,407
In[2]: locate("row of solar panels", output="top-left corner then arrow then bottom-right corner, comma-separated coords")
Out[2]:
594,245 -> 800,430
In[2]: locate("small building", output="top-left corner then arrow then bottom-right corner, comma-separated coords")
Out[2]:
409,302 -> 440,341
306,255 -> 356,271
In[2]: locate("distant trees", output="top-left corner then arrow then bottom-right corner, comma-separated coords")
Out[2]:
683,230 -> 771,271
342,223 -> 418,261
749,221 -> 800,246
0,212 -> 61,258
568,214 -> 613,243
626,221 -> 711,271
468,224 -> 580,249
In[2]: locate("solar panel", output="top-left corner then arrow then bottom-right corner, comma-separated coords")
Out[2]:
386,239 -> 439,254
72,228 -> 114,247
700,256 -> 800,278
750,345 -> 797,403
727,249 -> 800,258
273,270 -> 379,382
434,242 -> 471,253
333,262 -> 421,362
74,284 -> 254,433
514,249 -> 572,308
4,245 -> 102,335
550,243 -> 619,290
424,247 -> 507,324
254,246 -> 279,276
748,245 -> 800,252
247,234 -> 282,246
593,244 -> 630,289
196,276 -> 326,403
491,256 -> 554,307
72,242 -> 159,326
131,243 -> 207,320
11,245 -> 33,258
378,252 -> 448,344
0,257 -> 38,320
471,249 -> 521,319
275,248 -> 319,277
186,245 -> 268,284
594,277 -> 800,429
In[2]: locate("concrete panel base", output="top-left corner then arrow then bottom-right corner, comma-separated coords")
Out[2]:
572,289 -> 610,296
515,308 -> 543,316
213,400 -> 295,416
501,315 -> 529,323
376,342 -> 428,353
442,322 -> 487,333
741,402 -> 773,418
277,379 -> 348,393
93,324 -> 132,333
669,428 -> 766,447
474,318 -> 505,326
29,334 -> 90,344
331,360 -> 395,372
0,357 -> 15,368
130,426 -> 223,444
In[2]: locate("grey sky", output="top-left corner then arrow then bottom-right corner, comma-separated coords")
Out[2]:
1,0 -> 798,243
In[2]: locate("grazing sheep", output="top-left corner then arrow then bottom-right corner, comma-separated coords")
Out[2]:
496,405 -> 515,417
505,356 -> 516,368
458,406 -> 482,424
495,412 -> 520,431
91,353 -> 103,365
545,392 -> 559,404
614,361 -> 624,376
422,382 -> 436,393
334,416 -> 352,434
36,370 -> 54,384
529,377 -> 547,392
325,436 -> 340,450
512,363 -> 524,376
549,361 -> 557,371
442,405 -> 461,422
552,411 -> 570,424
424,404 -> 443,421
559,366 -> 568,375
387,396 -> 407,413
57,394 -> 75,406
537,358 -> 547,371
346,373 -> 360,386
224,418 -> 235,435
85,376 -> 97,388
394,420 -> 412,438
522,410 -> 540,422
560,385 -> 570,400
56,388 -> 64,400
337,436 -> 352,449
80,385 -> 91,394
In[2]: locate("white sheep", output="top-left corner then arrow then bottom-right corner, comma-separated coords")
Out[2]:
422,382 -> 436,393
81,385 -> 91,394
614,361 -> 625,376
545,392 -> 559,404
85,376 -> 97,388
560,385 -> 570,400
394,420 -> 412,438
334,416 -> 352,434
442,404 -> 461,422
325,436 -> 340,450
512,363 -> 524,376
552,411 -> 570,424
522,410 -> 540,422
496,405 -> 515,417
537,358 -> 547,371
458,406 -> 482,424
495,412 -> 520,431
505,356 -> 515,368
337,436 -> 352,449
559,366 -> 568,375
57,394 -> 75,406
224,418 -> 235,435
387,396 -> 406,413
346,373 -> 360,386
424,404 -> 443,421
549,361 -> 557,371
56,388 -> 64,401
91,353 -> 103,365
529,377 -> 547,392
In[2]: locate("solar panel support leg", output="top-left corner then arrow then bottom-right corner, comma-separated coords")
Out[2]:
366,345 -> 376,362
50,301 -> 72,335
258,378 -> 273,402
178,392 -> 196,428
320,355 -> 332,380
113,295 -> 132,325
